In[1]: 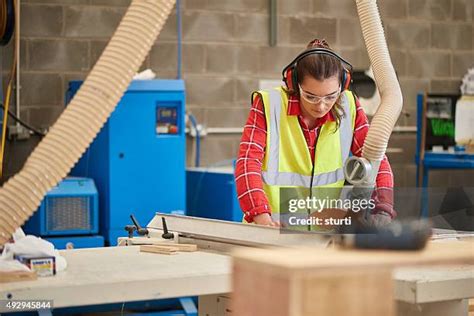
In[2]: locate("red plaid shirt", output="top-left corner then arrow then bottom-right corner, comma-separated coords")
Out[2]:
235,91 -> 395,223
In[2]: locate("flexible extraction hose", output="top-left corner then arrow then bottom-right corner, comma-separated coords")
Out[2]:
0,0 -> 176,246
357,0 -> 403,161
345,0 -> 403,186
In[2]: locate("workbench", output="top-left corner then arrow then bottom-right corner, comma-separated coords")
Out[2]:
394,266 -> 474,316
1,244 -> 473,315
0,246 -> 231,314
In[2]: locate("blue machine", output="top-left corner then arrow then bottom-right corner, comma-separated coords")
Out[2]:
67,80 -> 186,245
23,177 -> 104,249
186,166 -> 242,222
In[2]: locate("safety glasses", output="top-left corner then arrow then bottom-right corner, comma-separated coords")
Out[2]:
298,84 -> 341,105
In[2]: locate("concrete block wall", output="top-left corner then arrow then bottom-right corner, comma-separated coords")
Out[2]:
3,0 -> 474,187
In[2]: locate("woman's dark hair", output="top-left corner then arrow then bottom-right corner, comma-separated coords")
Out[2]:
288,39 -> 346,129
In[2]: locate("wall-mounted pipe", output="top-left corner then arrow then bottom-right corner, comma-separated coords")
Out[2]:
269,0 -> 277,47
176,0 -> 182,79
0,0 -> 176,246
15,0 -> 20,121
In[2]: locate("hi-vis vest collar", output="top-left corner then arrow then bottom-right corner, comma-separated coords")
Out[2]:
261,87 -> 354,188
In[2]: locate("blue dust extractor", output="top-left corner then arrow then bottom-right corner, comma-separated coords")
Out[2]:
23,177 -> 104,248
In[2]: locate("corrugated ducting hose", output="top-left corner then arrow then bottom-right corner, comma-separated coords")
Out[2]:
0,0 -> 176,246
345,0 -> 403,186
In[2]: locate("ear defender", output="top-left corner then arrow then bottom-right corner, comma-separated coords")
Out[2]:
341,69 -> 352,92
283,67 -> 294,92
292,67 -> 299,92
281,48 -> 354,93
283,67 -> 299,92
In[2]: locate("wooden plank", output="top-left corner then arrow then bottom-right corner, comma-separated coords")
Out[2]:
147,213 -> 330,248
0,271 -> 37,283
119,237 -> 197,251
152,243 -> 197,252
140,245 -> 179,255
118,237 -> 170,246
232,241 -> 474,273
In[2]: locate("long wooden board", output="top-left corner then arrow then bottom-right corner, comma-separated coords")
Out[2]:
148,213 -> 331,248
119,237 -> 197,251
233,240 -> 474,272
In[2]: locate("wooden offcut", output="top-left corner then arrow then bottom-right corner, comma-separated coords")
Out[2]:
155,243 -> 197,252
139,245 -> 179,255
232,241 -> 474,316
0,270 -> 37,283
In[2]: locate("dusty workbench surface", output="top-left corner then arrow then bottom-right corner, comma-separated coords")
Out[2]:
0,246 -> 231,309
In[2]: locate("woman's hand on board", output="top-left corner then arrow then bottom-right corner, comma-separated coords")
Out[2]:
253,213 -> 281,227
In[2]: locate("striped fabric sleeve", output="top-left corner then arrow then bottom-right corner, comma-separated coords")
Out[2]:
235,94 -> 272,223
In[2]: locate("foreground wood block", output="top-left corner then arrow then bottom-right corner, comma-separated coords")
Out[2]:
232,241 -> 474,316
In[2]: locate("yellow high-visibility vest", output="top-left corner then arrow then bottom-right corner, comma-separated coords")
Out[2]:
252,86 -> 356,229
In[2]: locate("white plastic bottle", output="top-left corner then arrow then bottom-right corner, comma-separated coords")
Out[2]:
455,95 -> 474,147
